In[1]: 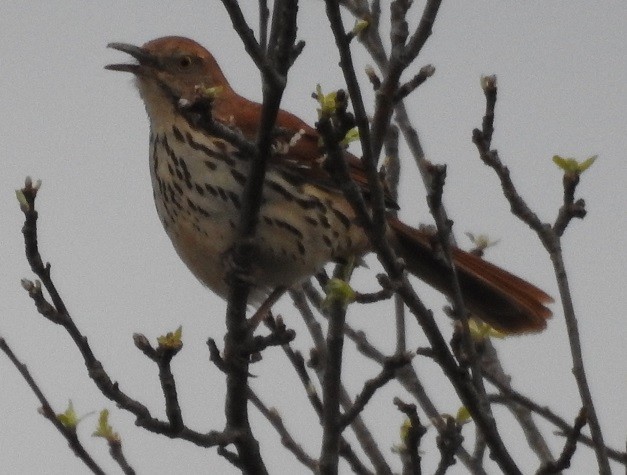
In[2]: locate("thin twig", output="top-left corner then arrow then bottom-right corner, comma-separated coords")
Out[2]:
395,64 -> 435,102
248,390 -> 318,471
382,125 -> 410,356
339,353 -> 412,430
480,75 -> 497,147
0,337 -> 106,475
108,440 -> 136,475
434,416 -> 464,475
424,161 -> 488,403
218,3 -> 300,473
536,408 -> 588,474
394,398 -> 427,475
251,316 -> 296,353
133,334 -> 184,433
271,329 -> 324,418
259,0 -> 269,51
291,289 -> 385,474
179,97 -> 257,157
220,0 -> 283,88
472,130 -> 547,236
18,180 -> 233,448
324,0 -> 388,235
553,172 -> 587,237
480,340 -> 555,464
473,80 -> 611,473
369,0 -> 443,165
485,372 -> 626,465
354,287 -> 394,303
318,283 -> 349,474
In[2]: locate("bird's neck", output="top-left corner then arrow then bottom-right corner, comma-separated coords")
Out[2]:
136,77 -> 243,144
134,77 -> 182,133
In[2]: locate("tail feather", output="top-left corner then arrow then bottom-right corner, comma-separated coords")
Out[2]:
388,218 -> 553,334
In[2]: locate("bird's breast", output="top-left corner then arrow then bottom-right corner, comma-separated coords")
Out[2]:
147,121 -> 370,297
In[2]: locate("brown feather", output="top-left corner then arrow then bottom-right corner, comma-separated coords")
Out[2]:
388,218 -> 553,334
206,65 -> 553,334
211,90 -> 385,202
109,36 -> 553,334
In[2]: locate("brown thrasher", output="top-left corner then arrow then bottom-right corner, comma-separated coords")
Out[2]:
106,36 -> 552,334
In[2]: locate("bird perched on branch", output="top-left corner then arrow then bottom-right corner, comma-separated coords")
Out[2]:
106,36 -> 552,334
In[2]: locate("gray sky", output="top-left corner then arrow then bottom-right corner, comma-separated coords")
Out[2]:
1,2 -> 625,473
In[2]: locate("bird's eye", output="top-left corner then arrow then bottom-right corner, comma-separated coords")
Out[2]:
178,56 -> 192,70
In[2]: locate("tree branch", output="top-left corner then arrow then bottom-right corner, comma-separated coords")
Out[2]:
18,179 -> 233,449
108,439 -> 136,475
394,398 -> 427,475
480,340 -> 555,464
434,416 -> 464,475
485,371 -> 626,465
248,389 -> 318,471
218,3 -> 301,473
339,353 -> 412,430
536,408 -> 587,475
132,333 -> 184,433
291,288 -> 388,474
473,79 -> 611,474
0,337 -> 106,475
318,279 -> 349,474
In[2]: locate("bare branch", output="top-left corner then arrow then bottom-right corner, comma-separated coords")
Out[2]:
291,289 -> 388,474
133,333 -> 184,433
206,338 -> 228,373
251,315 -> 296,352
108,440 -> 136,475
20,179 -> 69,318
219,0 -> 282,88
434,416 -> 464,475
480,341 -> 555,464
473,80 -> 611,474
479,75 -> 497,147
18,179 -> 233,448
394,64 -> 435,102
472,130 -> 549,236
249,390 -> 318,471
353,287 -> 394,303
394,398 -> 427,475
178,97 -> 256,156
422,161 -> 493,429
324,0 -> 389,234
0,337 -> 106,475
217,445 -> 242,469
536,408 -> 588,474
554,172 -> 587,236
258,0 -> 269,51
370,0 -> 442,163
266,313 -> 324,418
485,372 -> 626,465
318,282 -> 349,474
215,3 -> 302,473
339,353 -> 412,430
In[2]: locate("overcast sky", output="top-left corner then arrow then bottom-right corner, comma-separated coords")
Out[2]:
1,2 -> 625,474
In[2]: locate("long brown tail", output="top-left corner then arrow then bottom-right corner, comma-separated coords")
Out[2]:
387,217 -> 553,334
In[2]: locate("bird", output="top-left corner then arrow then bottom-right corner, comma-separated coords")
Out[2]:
106,36 -> 552,334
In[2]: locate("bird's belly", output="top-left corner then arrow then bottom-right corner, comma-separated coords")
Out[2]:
156,193 -> 356,297
155,205 -> 339,297
148,127 -> 369,298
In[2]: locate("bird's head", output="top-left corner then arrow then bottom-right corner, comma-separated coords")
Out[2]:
106,36 -> 231,122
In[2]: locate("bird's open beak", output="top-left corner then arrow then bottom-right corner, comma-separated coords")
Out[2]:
105,42 -> 159,74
